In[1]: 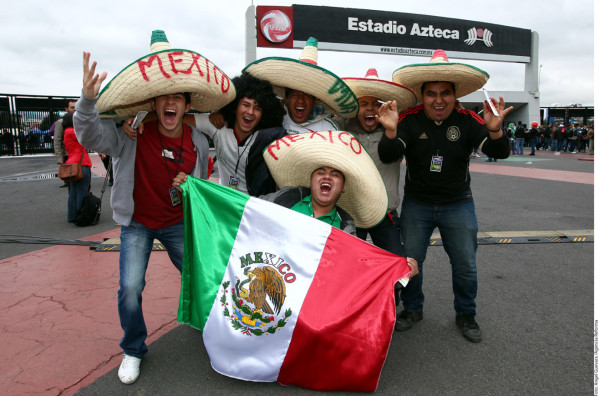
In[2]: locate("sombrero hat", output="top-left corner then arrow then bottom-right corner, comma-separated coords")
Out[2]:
343,68 -> 417,112
263,131 -> 387,228
392,49 -> 489,102
96,30 -> 236,118
243,37 -> 358,118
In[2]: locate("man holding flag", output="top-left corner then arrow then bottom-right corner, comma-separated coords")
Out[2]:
175,130 -> 417,392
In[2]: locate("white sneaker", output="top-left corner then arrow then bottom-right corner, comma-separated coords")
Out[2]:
118,354 -> 141,384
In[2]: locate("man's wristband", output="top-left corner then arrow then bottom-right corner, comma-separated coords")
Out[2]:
488,127 -> 501,133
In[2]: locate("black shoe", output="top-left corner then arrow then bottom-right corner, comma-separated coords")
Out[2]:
395,311 -> 423,331
59,182 -> 68,188
456,314 -> 482,343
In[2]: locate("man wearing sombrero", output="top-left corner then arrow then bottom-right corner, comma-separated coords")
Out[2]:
74,30 -> 235,384
171,129 -> 419,272
339,68 -> 416,263
243,37 -> 359,134
377,50 -> 513,343
262,130 -> 385,233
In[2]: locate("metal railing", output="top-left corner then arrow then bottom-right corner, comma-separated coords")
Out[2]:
0,94 -> 79,156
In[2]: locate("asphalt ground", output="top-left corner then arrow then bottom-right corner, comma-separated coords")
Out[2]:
0,150 -> 595,395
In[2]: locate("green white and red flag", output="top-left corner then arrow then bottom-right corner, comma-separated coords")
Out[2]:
178,177 -> 410,392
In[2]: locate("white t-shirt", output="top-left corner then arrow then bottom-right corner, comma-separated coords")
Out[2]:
283,113 -> 339,134
194,113 -> 256,194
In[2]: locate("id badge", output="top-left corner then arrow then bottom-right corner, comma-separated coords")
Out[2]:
228,176 -> 240,189
430,156 -> 443,172
169,187 -> 181,206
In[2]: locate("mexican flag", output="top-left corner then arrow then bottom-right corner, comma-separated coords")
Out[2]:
178,177 -> 410,392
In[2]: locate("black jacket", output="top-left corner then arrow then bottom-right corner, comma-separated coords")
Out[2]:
378,106 -> 510,205
245,127 -> 288,197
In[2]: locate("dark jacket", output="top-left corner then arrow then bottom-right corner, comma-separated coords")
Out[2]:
245,127 -> 288,197
378,105 -> 510,206
528,127 -> 539,138
515,125 -> 526,139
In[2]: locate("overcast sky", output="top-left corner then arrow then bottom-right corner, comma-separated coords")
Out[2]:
0,0 -> 594,107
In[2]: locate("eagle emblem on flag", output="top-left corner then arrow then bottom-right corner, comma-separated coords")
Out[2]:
221,264 -> 292,336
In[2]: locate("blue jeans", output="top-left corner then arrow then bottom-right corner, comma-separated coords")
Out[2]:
516,138 -> 524,155
399,198 -> 478,315
529,137 -> 536,154
118,219 -> 184,358
67,166 -> 91,222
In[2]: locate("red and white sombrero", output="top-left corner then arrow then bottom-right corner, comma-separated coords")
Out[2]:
343,68 -> 417,112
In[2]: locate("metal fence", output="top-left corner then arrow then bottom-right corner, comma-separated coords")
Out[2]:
0,94 -> 79,156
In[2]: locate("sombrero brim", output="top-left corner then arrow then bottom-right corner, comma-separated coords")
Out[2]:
243,58 -> 358,118
343,78 -> 417,112
392,62 -> 489,102
263,131 -> 388,228
97,49 -> 236,118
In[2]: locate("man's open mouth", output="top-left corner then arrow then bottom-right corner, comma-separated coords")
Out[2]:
242,116 -> 254,127
164,109 -> 177,123
293,106 -> 306,118
364,115 -> 376,126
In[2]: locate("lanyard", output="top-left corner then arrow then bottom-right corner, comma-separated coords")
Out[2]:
234,132 -> 256,174
157,126 -> 185,185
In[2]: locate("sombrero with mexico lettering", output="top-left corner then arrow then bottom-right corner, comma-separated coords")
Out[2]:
263,131 -> 387,228
392,49 -> 489,102
243,37 -> 358,118
343,68 -> 417,112
96,30 -> 236,118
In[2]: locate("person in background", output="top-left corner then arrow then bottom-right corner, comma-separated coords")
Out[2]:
62,112 -> 91,223
527,121 -> 539,156
507,122 -> 516,155
515,121 -> 525,155
53,99 -> 77,187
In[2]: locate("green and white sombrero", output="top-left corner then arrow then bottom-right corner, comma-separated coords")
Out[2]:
263,131 -> 388,228
243,37 -> 358,118
392,49 -> 489,102
96,30 -> 236,118
343,68 -> 417,112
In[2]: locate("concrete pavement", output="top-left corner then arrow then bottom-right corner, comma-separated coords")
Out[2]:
0,151 -> 594,395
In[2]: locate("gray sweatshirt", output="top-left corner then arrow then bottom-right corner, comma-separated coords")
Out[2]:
73,92 -> 210,226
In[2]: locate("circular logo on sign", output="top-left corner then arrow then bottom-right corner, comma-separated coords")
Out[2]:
260,10 -> 292,43
446,126 -> 460,141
